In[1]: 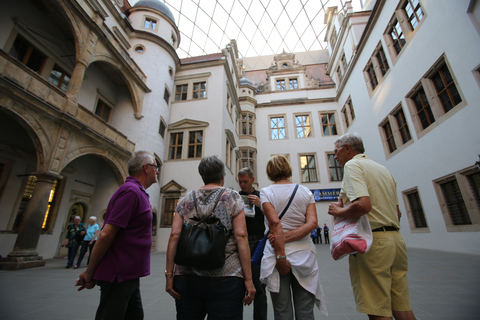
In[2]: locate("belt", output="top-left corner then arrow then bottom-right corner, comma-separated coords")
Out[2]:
372,226 -> 398,232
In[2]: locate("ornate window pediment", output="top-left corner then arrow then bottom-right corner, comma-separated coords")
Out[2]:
168,119 -> 209,130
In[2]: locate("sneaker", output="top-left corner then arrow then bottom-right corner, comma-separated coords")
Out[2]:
66,266 -> 71,269
74,265 -> 79,269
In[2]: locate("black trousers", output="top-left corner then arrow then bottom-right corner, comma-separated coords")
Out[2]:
95,278 -> 143,320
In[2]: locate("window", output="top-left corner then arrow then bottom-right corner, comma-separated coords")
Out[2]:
289,78 -> 298,90
441,179 -> 471,225
9,34 -> 47,74
341,98 -> 355,129
384,0 -> 425,60
42,180 -> 58,230
431,63 -> 462,113
168,129 -> 204,160
239,148 -> 256,175
376,46 -> 389,76
12,175 -> 59,232
382,121 -> 397,153
144,17 -> 157,30
241,112 -> 255,136
336,66 -> 343,83
390,19 -> 406,55
341,53 -> 348,71
394,108 -> 412,144
276,79 -> 286,91
295,114 -> 312,138
159,119 -> 166,138
434,167 -> 480,232
48,64 -> 71,92
174,78 -> 209,101
379,105 -> 412,156
175,84 -> 188,101
402,188 -> 429,232
193,81 -> 206,99
188,131 -> 203,159
225,131 -> 235,170
320,112 -> 338,136
365,63 -> 378,91
411,86 -> 434,130
168,132 -> 183,160
364,43 -> 390,93
330,27 -> 337,49
164,87 -> 170,104
405,56 -> 465,137
300,154 -> 318,183
270,116 -> 286,140
404,0 -> 424,30
95,98 -> 112,122
327,154 -> 343,182
163,198 -> 178,226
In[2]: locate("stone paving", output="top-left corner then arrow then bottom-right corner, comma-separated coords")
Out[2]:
0,244 -> 479,320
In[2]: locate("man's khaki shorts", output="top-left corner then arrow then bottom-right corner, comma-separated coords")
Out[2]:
349,231 -> 412,317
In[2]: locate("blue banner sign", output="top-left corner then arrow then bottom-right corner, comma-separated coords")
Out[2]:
312,188 -> 341,201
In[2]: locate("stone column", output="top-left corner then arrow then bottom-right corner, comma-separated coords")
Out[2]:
0,173 -> 59,270
63,60 -> 88,116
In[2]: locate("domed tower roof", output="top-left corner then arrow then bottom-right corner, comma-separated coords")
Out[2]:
239,69 -> 253,86
134,0 -> 175,24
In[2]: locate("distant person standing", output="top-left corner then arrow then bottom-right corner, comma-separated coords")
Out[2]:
238,167 -> 268,320
323,224 -> 330,244
75,151 -> 158,320
316,225 -> 322,244
328,133 -> 416,320
75,216 -> 100,268
63,216 -> 85,269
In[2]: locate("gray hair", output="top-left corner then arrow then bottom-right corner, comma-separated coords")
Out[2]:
238,167 -> 254,178
128,151 -> 155,176
334,133 -> 365,153
198,155 -> 225,185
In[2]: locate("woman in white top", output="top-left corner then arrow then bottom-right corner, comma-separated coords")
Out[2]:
260,155 -> 327,319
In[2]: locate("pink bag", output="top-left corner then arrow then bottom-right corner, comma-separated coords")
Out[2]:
330,214 -> 373,261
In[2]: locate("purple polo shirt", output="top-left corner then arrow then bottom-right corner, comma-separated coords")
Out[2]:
94,177 -> 152,283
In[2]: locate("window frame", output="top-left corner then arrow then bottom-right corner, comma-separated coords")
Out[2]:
402,187 -> 430,233
294,113 -> 313,139
433,166 -> 480,232
240,112 -> 255,136
363,43 -> 390,94
319,111 -> 340,137
326,153 -> 344,182
383,0 -> 426,63
269,114 -> 288,140
378,104 -> 413,158
299,153 -> 319,183
405,55 -> 466,139
143,17 -> 158,30
341,97 -> 355,130
94,96 -> 114,122
173,74 -> 210,102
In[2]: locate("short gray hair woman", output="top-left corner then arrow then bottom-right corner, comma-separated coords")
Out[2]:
165,155 -> 256,319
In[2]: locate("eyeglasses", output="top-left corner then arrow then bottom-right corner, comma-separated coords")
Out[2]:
146,163 -> 160,171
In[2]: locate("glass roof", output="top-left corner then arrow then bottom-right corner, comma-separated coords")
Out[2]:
131,0 -> 347,59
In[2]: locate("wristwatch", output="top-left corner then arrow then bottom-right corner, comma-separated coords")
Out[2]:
276,255 -> 286,259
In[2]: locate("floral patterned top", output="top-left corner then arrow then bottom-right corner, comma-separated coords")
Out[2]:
174,187 -> 244,278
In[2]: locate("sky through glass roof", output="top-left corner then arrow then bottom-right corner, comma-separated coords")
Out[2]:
129,0 -> 347,59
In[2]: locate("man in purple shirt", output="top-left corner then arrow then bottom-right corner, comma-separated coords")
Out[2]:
76,151 -> 158,320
